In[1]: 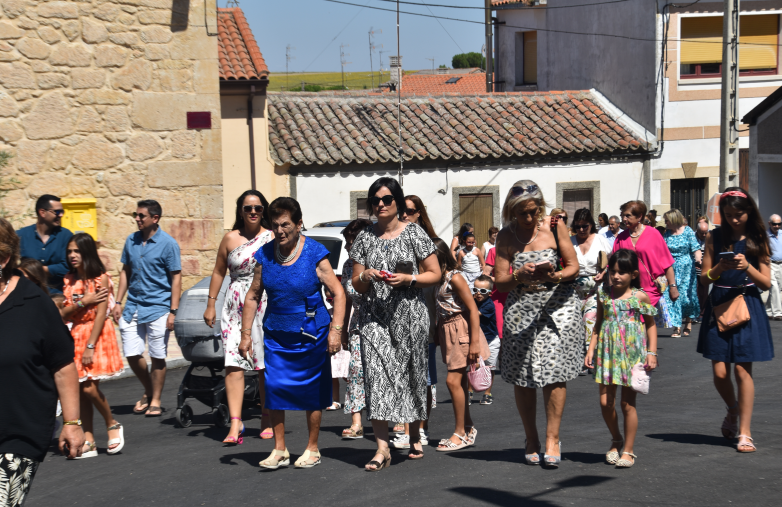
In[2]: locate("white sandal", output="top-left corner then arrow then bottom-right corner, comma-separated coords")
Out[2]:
436,433 -> 469,452
259,448 -> 290,470
606,439 -> 623,464
325,402 -> 341,411
616,451 -> 637,468
106,423 -> 124,455
736,435 -> 757,453
294,449 -> 321,468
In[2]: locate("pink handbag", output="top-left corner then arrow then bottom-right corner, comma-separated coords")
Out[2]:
467,356 -> 492,392
611,296 -> 651,395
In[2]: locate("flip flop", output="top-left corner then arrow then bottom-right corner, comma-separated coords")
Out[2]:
133,394 -> 150,414
145,406 -> 163,417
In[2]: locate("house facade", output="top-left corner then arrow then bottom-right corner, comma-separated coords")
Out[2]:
493,0 -> 782,224
267,90 -> 653,246
743,86 -> 782,219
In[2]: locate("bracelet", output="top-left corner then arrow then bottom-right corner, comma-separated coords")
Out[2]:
555,273 -> 562,284
646,351 -> 657,356
207,295 -> 217,300
63,419 -> 82,426
331,325 -> 343,330
706,269 -> 720,281
76,300 -> 85,309
513,270 -> 520,282
359,271 -> 367,283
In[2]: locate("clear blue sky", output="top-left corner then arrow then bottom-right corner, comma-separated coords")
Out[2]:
237,0 -> 486,73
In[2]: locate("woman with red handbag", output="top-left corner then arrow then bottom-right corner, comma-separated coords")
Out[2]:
697,188 -> 773,453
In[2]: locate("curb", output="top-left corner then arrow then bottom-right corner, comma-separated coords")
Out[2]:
105,358 -> 190,382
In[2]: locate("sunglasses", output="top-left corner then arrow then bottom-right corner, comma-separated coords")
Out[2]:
405,208 -> 419,215
511,184 -> 538,196
772,223 -> 782,226
471,288 -> 491,295
370,195 -> 395,207
243,205 -> 264,213
573,224 -> 590,230
45,209 -> 65,217
132,212 -> 157,220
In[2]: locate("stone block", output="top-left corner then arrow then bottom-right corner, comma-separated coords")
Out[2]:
0,62 -> 36,88
16,37 -> 51,59
166,219 -> 224,251
37,2 -> 79,19
0,92 -> 19,117
103,106 -> 130,131
109,32 -> 139,47
106,172 -> 145,197
16,140 -> 50,174
26,171 -> 69,198
131,91 -> 219,131
62,21 -> 80,42
37,72 -> 69,89
94,44 -> 127,67
139,26 -> 173,44
93,4 -> 121,22
0,121 -> 22,142
49,44 -> 92,67
144,44 -> 168,61
199,185 -> 223,219
71,68 -> 105,89
82,19 -> 109,44
76,106 -> 103,132
125,132 -> 162,161
147,160 -> 222,188
98,248 -> 121,273
169,29 -> 217,61
0,22 -> 22,39
30,61 -> 52,72
0,189 -> 28,215
68,176 -> 108,198
2,0 -> 26,19
76,89 -> 130,105
138,10 -> 170,25
171,130 -> 197,159
111,59 -> 152,91
21,91 -> 75,140
49,143 -> 74,170
17,17 -> 38,30
0,50 -> 19,62
180,255 -> 200,276
117,13 -> 136,26
37,26 -> 62,44
72,134 -> 123,169
193,59 -> 219,94
156,69 -> 191,92
199,127 -> 221,161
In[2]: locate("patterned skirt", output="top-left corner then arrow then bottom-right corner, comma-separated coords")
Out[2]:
0,453 -> 39,507
343,333 -> 366,413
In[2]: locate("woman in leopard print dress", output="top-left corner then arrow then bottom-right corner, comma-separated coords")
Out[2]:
493,180 -> 584,468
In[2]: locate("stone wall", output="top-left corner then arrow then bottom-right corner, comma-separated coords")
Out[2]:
0,0 -> 223,290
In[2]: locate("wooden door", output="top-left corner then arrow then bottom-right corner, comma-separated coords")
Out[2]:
458,194 -> 494,246
671,178 -> 707,229
562,189 -> 593,222
739,148 -> 749,191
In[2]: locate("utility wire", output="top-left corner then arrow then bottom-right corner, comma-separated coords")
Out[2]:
373,0 -> 632,9
303,0 -> 373,72
413,0 -> 464,53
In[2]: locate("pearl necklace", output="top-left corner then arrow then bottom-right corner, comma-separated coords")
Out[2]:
512,221 -> 541,246
630,225 -> 645,238
276,234 -> 301,264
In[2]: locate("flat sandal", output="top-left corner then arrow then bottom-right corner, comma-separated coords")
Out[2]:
365,449 -> 391,472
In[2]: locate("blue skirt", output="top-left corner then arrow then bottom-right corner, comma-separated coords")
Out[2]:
697,286 -> 774,363
263,325 -> 332,411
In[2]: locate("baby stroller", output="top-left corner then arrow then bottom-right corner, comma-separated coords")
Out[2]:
173,276 -> 261,428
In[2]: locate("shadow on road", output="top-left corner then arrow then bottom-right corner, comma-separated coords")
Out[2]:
451,477 -> 614,506
441,449 -> 524,464
321,446 -> 383,468
562,451 -> 605,464
646,433 -> 732,447
220,451 -> 261,467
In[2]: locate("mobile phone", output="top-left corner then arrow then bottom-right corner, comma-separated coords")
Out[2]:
534,261 -> 553,271
395,261 -> 414,275
719,252 -> 736,261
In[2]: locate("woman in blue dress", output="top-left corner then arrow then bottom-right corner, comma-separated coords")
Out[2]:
662,209 -> 702,337
240,197 -> 345,470
697,188 -> 773,453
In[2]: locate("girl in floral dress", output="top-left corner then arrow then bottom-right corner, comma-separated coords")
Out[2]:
585,249 -> 658,469
61,233 -> 125,458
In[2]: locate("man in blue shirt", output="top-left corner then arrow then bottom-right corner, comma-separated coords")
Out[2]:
602,215 -> 621,249
112,200 -> 181,416
765,214 -> 782,320
16,194 -> 73,293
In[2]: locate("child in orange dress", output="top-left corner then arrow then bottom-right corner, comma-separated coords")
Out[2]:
61,233 -> 125,458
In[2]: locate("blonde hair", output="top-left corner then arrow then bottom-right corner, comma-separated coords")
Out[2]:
501,180 -> 547,227
663,209 -> 684,229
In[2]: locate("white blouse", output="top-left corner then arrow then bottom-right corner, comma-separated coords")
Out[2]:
571,234 -> 612,277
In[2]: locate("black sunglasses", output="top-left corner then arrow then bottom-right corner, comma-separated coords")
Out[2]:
471,288 -> 491,295
370,195 -> 395,207
573,224 -> 590,230
45,209 -> 65,217
405,208 -> 419,215
243,205 -> 264,213
511,184 -> 538,196
772,222 -> 782,226
132,212 -> 149,219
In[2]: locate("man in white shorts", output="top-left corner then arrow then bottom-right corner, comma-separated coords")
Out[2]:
112,200 -> 181,417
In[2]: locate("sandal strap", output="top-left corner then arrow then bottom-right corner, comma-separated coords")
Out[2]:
107,423 -> 122,431
737,435 -> 756,448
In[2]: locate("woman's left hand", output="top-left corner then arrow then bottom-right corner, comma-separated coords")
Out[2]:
669,285 -> 679,302
385,273 -> 412,288
327,330 -> 342,355
467,342 -> 481,363
645,353 -> 658,371
238,335 -> 253,361
82,348 -> 94,366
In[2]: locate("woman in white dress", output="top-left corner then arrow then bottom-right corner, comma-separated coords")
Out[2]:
204,190 -> 274,444
481,226 -> 499,259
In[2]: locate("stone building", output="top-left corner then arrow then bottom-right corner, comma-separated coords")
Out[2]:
0,0 -> 223,289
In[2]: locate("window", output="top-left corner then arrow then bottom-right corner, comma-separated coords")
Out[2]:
356,198 -> 370,220
445,77 -> 461,84
307,236 -> 343,270
680,14 -> 779,78
514,31 -> 537,85
562,189 -> 593,220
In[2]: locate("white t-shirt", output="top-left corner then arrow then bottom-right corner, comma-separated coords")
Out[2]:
571,234 -> 612,277
482,241 -> 494,255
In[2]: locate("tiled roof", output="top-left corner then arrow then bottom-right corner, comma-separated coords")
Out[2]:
492,0 -> 532,6
267,91 -> 650,167
217,7 -> 269,80
398,73 -> 488,94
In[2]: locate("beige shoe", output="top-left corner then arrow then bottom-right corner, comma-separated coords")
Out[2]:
294,449 -> 321,468
259,448 -> 290,470
616,451 -> 637,468
606,439 -> 623,464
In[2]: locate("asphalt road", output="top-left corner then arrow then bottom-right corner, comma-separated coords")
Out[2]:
28,323 -> 782,507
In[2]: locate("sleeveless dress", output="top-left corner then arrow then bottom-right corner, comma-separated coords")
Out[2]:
221,230 -> 273,370
63,274 -> 125,382
501,249 -> 585,388
350,223 -> 436,422
662,228 -> 701,327
254,237 -> 333,411
593,286 -> 657,386
342,258 -> 366,414
460,248 -> 481,287
697,233 -> 774,363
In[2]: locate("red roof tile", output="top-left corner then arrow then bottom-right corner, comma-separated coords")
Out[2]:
217,7 -> 268,80
267,91 -> 649,166
396,73 -> 489,94
492,0 -> 532,5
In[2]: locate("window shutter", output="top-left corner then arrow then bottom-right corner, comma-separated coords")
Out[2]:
739,15 -> 778,70
680,16 -> 723,65
523,31 -> 537,84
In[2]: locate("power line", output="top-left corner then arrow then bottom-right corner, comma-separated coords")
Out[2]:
373,0 -> 632,9
411,0 -> 464,53
303,0 -> 372,72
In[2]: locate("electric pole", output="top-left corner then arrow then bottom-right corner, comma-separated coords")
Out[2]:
719,0 -> 739,191
485,0 -> 493,92
368,28 -> 382,89
285,45 -> 295,91
426,57 -> 435,75
340,44 -> 351,90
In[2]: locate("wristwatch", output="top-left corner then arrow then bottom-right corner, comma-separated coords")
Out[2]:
63,419 -> 82,426
409,275 -> 417,288
669,284 -> 677,288
86,343 -> 96,349
170,308 -> 178,315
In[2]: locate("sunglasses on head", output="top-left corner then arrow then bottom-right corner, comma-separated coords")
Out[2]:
370,195 -> 395,207
511,184 -> 538,197
405,208 -> 419,215
471,288 -> 491,295
243,205 -> 264,213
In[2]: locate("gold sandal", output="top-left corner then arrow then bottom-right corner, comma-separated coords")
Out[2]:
365,449 -> 391,472
259,448 -> 290,470
342,424 -> 364,439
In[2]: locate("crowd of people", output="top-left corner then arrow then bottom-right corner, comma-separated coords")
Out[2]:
0,180 -> 776,502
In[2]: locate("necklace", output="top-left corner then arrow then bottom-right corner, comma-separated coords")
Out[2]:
276,234 -> 302,264
512,221 -> 540,246
0,276 -> 7,298
378,220 -> 402,250
630,225 -> 645,238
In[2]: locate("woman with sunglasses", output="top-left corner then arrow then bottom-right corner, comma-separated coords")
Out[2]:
403,195 -> 437,238
351,177 -> 440,470
493,180 -> 583,468
570,209 -> 612,373
204,190 -> 274,444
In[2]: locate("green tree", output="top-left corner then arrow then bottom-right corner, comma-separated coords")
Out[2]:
452,52 -> 485,69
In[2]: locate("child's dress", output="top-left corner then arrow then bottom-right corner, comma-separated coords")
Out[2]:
460,248 -> 481,287
63,274 -> 125,382
594,286 -> 656,386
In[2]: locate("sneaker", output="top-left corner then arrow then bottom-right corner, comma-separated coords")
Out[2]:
391,433 -> 410,449
480,394 -> 493,405
419,428 -> 429,446
431,385 -> 437,408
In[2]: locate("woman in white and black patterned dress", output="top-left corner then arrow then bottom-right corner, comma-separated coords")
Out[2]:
351,177 -> 440,471
494,180 -> 584,468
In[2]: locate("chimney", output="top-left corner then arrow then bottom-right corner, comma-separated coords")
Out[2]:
390,55 -> 402,86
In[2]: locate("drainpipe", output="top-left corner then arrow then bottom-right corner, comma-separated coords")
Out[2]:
247,85 -> 256,190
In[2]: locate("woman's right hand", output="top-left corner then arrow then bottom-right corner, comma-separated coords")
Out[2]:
361,269 -> 383,283
82,287 -> 109,306
203,305 -> 216,328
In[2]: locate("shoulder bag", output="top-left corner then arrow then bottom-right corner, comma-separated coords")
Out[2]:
709,228 -> 751,333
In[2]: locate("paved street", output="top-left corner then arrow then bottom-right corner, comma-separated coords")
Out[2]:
29,323 -> 782,507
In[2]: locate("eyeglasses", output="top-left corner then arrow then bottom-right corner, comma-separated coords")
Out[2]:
243,205 -> 264,213
471,288 -> 491,295
405,208 -> 419,215
370,195 -> 395,207
45,209 -> 65,217
132,212 -> 153,220
772,223 -> 782,226
573,224 -> 590,231
511,184 -> 538,196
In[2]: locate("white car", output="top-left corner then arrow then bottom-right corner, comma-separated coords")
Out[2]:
305,227 -> 349,279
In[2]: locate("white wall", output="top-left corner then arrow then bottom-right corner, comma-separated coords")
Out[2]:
294,160 -> 644,237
